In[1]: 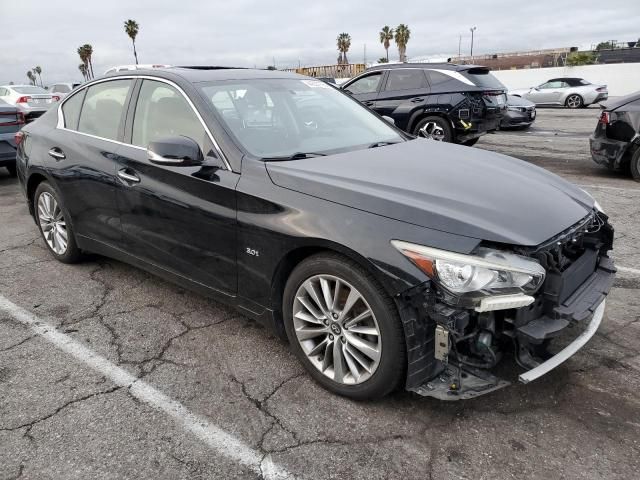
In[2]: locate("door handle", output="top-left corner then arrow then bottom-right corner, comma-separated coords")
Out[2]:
363,101 -> 375,106
117,168 -> 140,184
411,97 -> 424,102
48,148 -> 66,160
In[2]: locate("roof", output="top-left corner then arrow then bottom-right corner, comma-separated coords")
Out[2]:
104,66 -> 305,83
366,63 -> 488,72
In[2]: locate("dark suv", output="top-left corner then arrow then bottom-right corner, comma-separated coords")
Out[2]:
341,63 -> 506,146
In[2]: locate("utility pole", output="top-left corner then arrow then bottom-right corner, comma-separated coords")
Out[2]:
470,26 -> 477,58
364,43 -> 367,65
458,35 -> 462,58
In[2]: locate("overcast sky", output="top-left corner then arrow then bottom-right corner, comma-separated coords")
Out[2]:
2,0 -> 639,85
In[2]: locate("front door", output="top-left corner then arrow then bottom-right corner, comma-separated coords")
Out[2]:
375,69 -> 428,130
115,79 -> 239,296
342,71 -> 385,109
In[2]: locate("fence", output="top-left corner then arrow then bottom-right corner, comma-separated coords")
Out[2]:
281,64 -> 366,79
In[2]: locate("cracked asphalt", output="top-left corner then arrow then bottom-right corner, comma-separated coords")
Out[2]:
1,107 -> 640,479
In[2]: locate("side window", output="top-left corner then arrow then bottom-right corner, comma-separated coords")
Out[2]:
345,72 -> 383,95
425,71 -> 451,89
385,70 -> 427,91
132,80 -> 213,156
61,91 -> 85,130
78,80 -> 132,140
0,88 -> 6,96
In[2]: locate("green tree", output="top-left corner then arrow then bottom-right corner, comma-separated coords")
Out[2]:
124,19 -> 140,65
379,26 -> 394,62
79,63 -> 88,81
378,57 -> 389,63
595,41 -> 616,51
395,24 -> 411,62
26,71 -> 36,85
566,51 -> 597,66
77,44 -> 94,79
337,33 -> 351,65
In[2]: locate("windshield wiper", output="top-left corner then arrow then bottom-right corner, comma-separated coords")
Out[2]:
262,152 -> 328,161
368,141 -> 401,149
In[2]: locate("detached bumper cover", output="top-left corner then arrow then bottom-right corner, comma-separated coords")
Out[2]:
519,299 -> 605,383
590,134 -> 629,168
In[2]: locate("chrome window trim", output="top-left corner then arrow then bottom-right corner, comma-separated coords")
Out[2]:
55,75 -> 232,170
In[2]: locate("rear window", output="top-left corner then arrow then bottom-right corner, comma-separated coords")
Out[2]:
462,69 -> 505,89
385,69 -> 427,91
13,86 -> 48,94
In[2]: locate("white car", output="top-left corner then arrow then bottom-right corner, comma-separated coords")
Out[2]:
510,77 -> 608,109
0,85 -> 58,122
48,82 -> 82,100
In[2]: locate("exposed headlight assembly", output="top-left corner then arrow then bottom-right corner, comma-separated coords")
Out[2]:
391,241 -> 546,311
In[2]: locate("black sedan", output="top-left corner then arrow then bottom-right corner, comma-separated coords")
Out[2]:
590,91 -> 640,180
15,67 -> 615,400
500,95 -> 536,129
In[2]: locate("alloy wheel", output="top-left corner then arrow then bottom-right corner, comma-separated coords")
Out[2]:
418,121 -> 446,141
566,94 -> 582,108
292,274 -> 382,385
37,192 -> 68,255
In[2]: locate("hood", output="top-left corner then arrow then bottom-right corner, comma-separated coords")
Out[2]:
507,95 -> 535,107
266,139 -> 594,246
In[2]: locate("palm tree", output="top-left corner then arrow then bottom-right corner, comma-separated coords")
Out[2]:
77,44 -> 94,79
79,64 -> 88,81
33,66 -> 43,86
26,71 -> 36,86
124,19 -> 140,65
394,24 -> 411,62
379,26 -> 394,62
336,33 -> 352,65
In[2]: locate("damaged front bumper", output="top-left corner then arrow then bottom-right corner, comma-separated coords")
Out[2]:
401,212 -> 615,400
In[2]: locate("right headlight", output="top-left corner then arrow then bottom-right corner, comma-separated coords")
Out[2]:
391,241 -> 546,298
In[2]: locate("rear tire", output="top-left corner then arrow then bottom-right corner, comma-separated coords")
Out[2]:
630,148 -> 640,182
413,116 -> 454,143
283,253 -> 406,399
565,94 -> 583,109
34,182 -> 83,264
6,165 -> 17,177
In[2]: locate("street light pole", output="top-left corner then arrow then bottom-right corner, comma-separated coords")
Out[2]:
458,34 -> 462,58
470,26 -> 477,58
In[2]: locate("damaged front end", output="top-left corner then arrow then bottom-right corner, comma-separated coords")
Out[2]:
394,210 -> 615,400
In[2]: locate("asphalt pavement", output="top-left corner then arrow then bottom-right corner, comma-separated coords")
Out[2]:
1,107 -> 639,479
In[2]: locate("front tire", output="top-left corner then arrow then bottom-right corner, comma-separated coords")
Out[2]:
283,253 -> 406,399
34,182 -> 82,263
565,94 -> 583,109
413,116 -> 454,143
630,148 -> 640,182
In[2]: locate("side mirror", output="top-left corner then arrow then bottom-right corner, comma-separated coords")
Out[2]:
382,115 -> 395,125
148,136 -> 203,167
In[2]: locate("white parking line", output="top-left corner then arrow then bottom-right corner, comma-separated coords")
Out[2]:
0,295 -> 292,480
577,184 -> 640,193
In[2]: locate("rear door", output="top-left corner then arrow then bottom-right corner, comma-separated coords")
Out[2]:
374,69 -> 428,129
45,79 -> 134,246
341,71 -> 385,109
115,78 -> 238,296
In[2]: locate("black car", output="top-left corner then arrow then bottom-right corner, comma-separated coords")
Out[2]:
15,68 -> 614,400
500,95 -> 536,129
0,99 -> 23,176
590,91 -> 640,180
341,63 -> 506,146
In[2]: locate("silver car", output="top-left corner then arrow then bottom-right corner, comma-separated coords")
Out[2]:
0,85 -> 58,122
48,82 -> 82,100
509,77 -> 608,109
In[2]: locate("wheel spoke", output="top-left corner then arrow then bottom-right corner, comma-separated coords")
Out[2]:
297,296 -> 324,320
331,279 -> 342,312
295,325 -> 327,341
304,282 -> 330,316
338,288 -> 361,322
343,347 -> 361,381
332,340 -> 346,383
295,309 -> 323,325
347,326 -> 379,336
343,308 -> 372,329
321,339 -> 334,372
308,337 -> 329,357
345,332 -> 380,362
346,343 -> 373,373
319,277 -> 334,314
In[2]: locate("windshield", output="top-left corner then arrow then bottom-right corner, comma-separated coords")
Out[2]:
198,78 -> 403,158
13,86 -> 48,94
